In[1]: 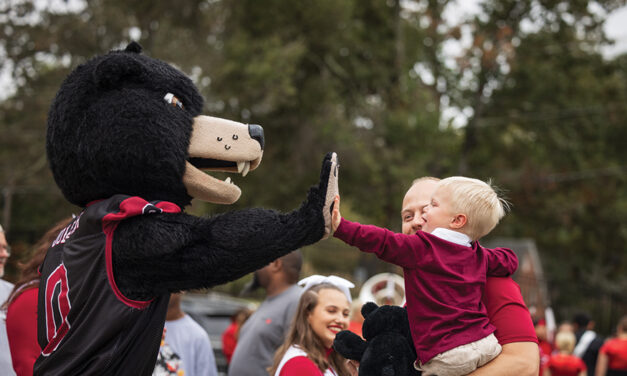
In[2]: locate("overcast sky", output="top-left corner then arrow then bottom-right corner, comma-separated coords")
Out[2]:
603,4 -> 627,58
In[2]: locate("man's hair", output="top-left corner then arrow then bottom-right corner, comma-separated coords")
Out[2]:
280,249 -> 303,284
436,177 -> 509,241
573,312 -> 591,329
555,331 -> 576,353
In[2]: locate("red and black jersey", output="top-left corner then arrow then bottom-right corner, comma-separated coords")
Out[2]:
35,195 -> 181,376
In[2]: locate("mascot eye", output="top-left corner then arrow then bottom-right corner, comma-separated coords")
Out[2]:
232,135 -> 238,140
163,93 -> 184,109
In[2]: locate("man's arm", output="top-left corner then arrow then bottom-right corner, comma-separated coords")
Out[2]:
476,276 -> 539,376
468,341 -> 539,376
594,352 -> 608,376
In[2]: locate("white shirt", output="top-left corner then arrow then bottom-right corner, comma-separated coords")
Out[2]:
430,228 -> 472,247
0,279 -> 16,376
164,314 -> 218,376
274,345 -> 336,376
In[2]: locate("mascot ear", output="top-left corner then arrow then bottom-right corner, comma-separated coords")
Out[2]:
93,48 -> 146,89
124,41 -> 143,53
361,302 -> 379,318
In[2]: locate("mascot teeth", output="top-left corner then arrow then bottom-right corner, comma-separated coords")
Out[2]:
237,161 -> 251,177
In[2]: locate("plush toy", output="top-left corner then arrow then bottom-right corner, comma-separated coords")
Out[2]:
36,42 -> 338,375
333,302 -> 420,376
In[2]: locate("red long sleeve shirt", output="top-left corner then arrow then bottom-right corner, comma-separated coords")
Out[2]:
334,219 -> 518,363
6,287 -> 40,376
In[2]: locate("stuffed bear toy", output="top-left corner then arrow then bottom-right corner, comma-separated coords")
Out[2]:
334,302 -> 420,376
36,42 -> 338,375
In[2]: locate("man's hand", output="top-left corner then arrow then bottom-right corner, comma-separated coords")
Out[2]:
345,359 -> 359,376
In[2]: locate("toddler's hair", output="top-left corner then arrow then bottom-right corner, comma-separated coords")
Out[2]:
555,331 -> 577,353
435,177 -> 509,240
411,176 -> 440,185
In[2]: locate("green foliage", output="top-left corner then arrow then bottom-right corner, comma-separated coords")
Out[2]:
1,0 -> 626,334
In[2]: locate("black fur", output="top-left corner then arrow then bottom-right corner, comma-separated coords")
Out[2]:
114,156 -> 333,299
46,43 -> 334,299
47,44 -> 203,207
333,302 -> 420,376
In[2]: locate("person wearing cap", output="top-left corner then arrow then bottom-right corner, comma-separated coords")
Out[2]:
269,275 -> 354,376
0,224 -> 16,376
229,250 -> 303,376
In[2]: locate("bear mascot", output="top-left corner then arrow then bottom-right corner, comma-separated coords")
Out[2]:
36,42 -> 338,375
334,302 -> 420,376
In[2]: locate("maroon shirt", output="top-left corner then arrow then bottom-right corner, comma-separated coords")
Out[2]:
334,219 -> 518,363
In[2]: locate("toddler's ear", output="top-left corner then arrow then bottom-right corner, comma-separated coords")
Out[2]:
450,214 -> 467,229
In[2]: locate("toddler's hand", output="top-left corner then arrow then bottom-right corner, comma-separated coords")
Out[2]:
332,195 -> 341,233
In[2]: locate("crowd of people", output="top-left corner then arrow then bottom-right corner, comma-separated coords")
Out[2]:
536,313 -> 627,376
0,176 -> 625,375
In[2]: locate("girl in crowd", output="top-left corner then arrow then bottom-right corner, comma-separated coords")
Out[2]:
1,217 -> 71,376
595,315 -> 627,376
545,331 -> 587,376
269,275 -> 353,376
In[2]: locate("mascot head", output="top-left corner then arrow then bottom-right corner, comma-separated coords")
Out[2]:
47,42 -> 263,208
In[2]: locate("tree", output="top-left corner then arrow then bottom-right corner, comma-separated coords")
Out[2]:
458,0 -> 627,332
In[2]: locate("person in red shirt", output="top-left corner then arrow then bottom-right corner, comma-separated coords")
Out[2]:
222,307 -> 252,364
595,315 -> 627,376
537,319 -> 556,376
545,331 -> 587,376
2,218 -> 70,376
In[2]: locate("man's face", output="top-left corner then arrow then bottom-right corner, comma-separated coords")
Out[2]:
253,264 -> 272,289
401,179 -> 439,235
0,232 -> 9,278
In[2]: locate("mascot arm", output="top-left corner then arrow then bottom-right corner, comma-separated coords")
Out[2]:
113,153 -> 338,300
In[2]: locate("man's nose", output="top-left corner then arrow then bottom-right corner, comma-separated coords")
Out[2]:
412,216 -> 424,228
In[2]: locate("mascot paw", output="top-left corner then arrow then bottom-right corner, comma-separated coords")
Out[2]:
321,152 -> 339,239
301,152 -> 338,241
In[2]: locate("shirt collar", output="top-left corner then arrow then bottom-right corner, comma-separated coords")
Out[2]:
430,228 -> 472,247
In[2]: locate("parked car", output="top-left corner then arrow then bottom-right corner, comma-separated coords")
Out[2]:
181,292 -> 257,376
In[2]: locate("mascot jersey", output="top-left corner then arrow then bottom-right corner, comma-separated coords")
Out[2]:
35,195 -> 181,376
